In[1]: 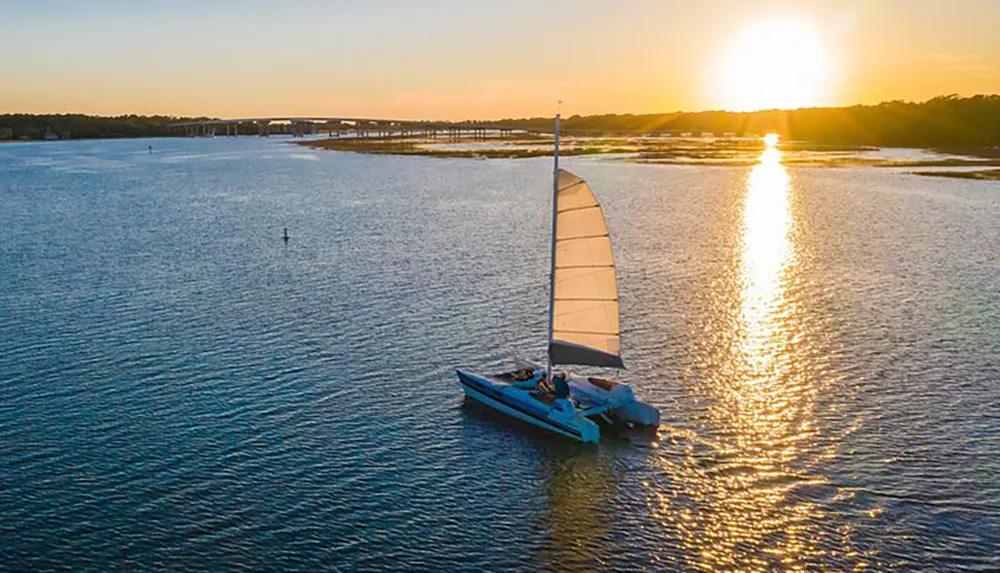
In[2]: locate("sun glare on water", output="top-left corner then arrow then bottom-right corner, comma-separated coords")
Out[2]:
713,16 -> 834,112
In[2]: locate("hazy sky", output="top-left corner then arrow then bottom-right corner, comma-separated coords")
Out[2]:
2,0 -> 999,119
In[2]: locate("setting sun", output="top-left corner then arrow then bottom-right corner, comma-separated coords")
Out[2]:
712,16 -> 834,112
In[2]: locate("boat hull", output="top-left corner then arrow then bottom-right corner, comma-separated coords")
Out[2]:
457,370 -> 599,443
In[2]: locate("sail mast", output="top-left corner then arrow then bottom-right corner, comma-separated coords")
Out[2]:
546,113 -> 561,376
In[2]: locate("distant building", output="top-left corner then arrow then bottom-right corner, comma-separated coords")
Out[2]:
43,126 -> 58,140
0,127 -> 12,140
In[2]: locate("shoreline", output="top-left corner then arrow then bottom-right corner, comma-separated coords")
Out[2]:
0,135 -> 187,144
294,135 -> 1000,169
5,133 -> 998,176
913,168 -> 1000,180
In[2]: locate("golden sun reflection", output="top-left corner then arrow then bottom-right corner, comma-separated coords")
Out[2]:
649,134 -> 844,571
739,134 -> 795,383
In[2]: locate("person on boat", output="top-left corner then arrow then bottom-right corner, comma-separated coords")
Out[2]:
552,372 -> 570,399
512,368 -> 540,390
537,371 -> 568,397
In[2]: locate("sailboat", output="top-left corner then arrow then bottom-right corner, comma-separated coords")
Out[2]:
456,114 -> 660,443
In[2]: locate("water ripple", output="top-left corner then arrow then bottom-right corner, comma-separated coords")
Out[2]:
1,138 -> 998,571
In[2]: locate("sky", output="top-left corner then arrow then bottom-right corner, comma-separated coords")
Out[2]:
2,0 -> 999,119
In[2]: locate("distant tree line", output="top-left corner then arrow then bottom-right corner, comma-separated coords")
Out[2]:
0,114 -> 212,140
4,95 -> 1000,147
487,95 -> 1000,148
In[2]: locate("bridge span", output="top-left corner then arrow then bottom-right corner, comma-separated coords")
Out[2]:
172,116 -> 517,139
171,117 -> 760,139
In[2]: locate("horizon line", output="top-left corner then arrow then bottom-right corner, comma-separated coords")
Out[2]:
2,93 -> 997,123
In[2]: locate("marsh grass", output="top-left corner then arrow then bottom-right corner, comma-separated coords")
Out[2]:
296,135 -> 1000,168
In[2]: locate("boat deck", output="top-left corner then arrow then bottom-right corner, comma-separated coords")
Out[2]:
484,371 -> 601,409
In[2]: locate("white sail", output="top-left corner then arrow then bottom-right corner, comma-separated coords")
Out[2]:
549,169 -> 624,369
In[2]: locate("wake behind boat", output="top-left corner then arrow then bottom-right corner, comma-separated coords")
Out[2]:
457,114 -> 660,443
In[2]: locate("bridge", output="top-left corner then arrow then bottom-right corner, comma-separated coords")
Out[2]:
171,116 -> 518,139
171,117 -> 761,139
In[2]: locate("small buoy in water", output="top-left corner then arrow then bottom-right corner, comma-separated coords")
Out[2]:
148,145 -> 152,154
282,227 -> 289,243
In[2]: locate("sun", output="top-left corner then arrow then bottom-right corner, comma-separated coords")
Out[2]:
711,16 -> 834,112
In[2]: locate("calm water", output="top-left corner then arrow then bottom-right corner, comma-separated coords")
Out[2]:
1,137 -> 998,572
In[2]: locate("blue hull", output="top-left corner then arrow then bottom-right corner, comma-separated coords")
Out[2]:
457,370 -> 599,442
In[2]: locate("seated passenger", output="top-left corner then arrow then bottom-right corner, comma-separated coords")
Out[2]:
513,368 -> 532,381
537,375 -> 553,394
512,369 -> 539,389
553,372 -> 570,399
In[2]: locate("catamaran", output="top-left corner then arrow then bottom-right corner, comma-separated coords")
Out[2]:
456,115 -> 660,443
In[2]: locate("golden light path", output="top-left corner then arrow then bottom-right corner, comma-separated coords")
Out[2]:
651,135 -> 839,571
738,133 -> 796,406
709,134 -> 812,570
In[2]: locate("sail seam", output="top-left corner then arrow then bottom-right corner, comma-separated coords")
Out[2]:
553,329 -> 619,335
556,233 -> 610,241
557,204 -> 599,214
559,180 -> 586,193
